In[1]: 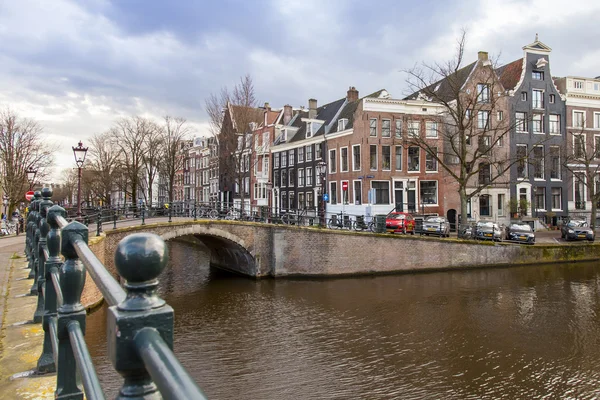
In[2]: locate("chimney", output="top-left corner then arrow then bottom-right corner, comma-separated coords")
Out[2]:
308,98 -> 317,119
283,104 -> 293,125
264,102 -> 270,111
478,51 -> 489,61
347,86 -> 359,102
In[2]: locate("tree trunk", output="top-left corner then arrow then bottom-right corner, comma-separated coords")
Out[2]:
459,187 -> 469,226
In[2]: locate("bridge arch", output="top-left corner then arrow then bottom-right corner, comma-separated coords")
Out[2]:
158,224 -> 257,276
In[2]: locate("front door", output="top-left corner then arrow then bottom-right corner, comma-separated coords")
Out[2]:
394,181 -> 404,211
407,181 -> 416,213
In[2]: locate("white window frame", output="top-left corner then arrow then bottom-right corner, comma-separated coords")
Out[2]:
353,180 -> 362,205
516,112 -> 527,132
573,133 -> 587,158
306,145 -> 313,162
381,119 -> 391,137
352,144 -> 361,171
395,145 -> 402,171
298,147 -> 304,163
340,146 -> 349,172
425,121 -> 438,138
532,89 -> 544,109
369,118 -> 377,137
338,118 -> 348,131
288,149 -> 295,166
408,121 -> 420,137
328,149 -> 337,173
594,112 -> 600,129
420,180 -> 438,206
574,80 -> 584,90
306,122 -> 313,138
425,147 -> 438,172
408,146 -> 420,173
477,111 -> 489,129
532,145 -> 545,180
477,83 -> 490,103
395,120 -> 402,138
549,146 -> 561,181
369,144 -> 378,171
532,113 -> 544,134
549,114 -> 560,135
516,144 -> 528,179
573,110 -> 586,128
534,187 -> 546,212
551,187 -> 562,211
381,145 -> 391,171
298,168 -> 304,187
371,180 -> 391,205
497,111 -> 503,121
306,167 -> 313,186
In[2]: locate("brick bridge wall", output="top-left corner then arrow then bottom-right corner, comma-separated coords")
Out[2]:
81,221 -> 600,308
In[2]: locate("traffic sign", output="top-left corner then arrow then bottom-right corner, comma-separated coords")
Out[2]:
25,191 -> 34,201
323,193 -> 329,202
342,181 -> 348,191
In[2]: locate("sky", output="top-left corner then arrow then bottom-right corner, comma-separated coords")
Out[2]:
1,0 -> 599,181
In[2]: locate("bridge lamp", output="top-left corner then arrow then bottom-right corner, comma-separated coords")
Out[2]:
26,167 -> 37,191
72,141 -> 88,218
317,161 -> 327,227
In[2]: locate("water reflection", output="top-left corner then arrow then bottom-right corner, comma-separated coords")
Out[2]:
87,239 -> 600,399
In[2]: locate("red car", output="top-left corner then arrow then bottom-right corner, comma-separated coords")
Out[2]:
386,212 -> 415,234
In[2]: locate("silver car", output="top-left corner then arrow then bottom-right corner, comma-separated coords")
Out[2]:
422,216 -> 450,237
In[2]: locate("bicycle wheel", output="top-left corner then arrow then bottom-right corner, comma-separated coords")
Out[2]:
207,209 -> 218,219
327,218 -> 335,229
353,221 -> 365,232
368,222 -> 376,232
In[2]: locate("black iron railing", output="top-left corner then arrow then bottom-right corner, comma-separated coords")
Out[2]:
26,189 -> 207,399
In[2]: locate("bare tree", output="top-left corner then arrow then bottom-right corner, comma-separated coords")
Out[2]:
0,108 -> 55,213
86,132 -> 120,207
564,128 -> 600,230
110,116 -> 158,209
159,116 -> 192,203
405,32 -> 525,226
53,168 -> 77,206
205,75 -> 262,212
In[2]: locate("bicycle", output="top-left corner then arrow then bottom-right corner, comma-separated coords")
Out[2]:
353,216 -> 375,232
327,213 -> 352,230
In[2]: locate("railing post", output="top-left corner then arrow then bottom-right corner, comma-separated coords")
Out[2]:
56,221 -> 88,399
168,202 -> 172,223
108,233 -> 172,399
113,210 -> 117,230
96,210 -> 102,236
141,206 -> 146,226
30,192 -> 42,294
37,204 -> 66,374
33,188 -> 53,323
27,192 -> 42,280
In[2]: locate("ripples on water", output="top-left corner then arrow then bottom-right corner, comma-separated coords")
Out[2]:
86,240 -> 600,399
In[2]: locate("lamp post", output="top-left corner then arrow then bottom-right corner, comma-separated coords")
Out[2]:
317,161 -> 327,227
2,194 -> 8,219
26,167 -> 37,191
266,181 -> 273,222
72,141 -> 88,218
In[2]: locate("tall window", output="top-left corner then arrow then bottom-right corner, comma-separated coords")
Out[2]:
549,114 -> 560,134
306,145 -> 313,161
306,192 -> 314,209
575,173 -> 585,209
288,169 -> 295,187
595,113 -> 600,129
289,191 -> 295,210
420,181 -> 437,204
372,181 -> 390,205
382,146 -> 391,171
330,182 -> 337,204
395,120 -> 402,138
516,112 -> 527,132
298,168 -> 304,187
532,114 -> 544,133
497,194 -> 505,217
532,146 -> 545,179
479,195 -> 491,216
281,170 -> 287,187
315,143 -> 322,159
477,83 -> 490,103
354,181 -> 362,205
517,145 -> 527,179
408,147 -> 420,171
532,89 -> 544,108
408,121 -> 420,137
341,147 -> 348,172
574,134 -> 586,158
574,111 -> 585,128
369,118 -> 377,136
281,151 -> 287,167
426,121 -> 438,138
551,187 -> 562,210
395,146 -> 402,171
298,147 -> 304,163
306,122 -> 313,138
281,192 -> 288,210
477,111 -> 489,129
595,136 -> 600,159
574,80 -> 584,89
298,192 -> 305,210
425,147 -> 437,172
382,119 -> 391,137
535,187 -> 545,210
329,149 -> 337,173
274,153 -> 280,168
352,145 -> 361,171
550,146 -> 561,179
288,150 -> 295,166
370,145 -> 377,170
306,167 -> 313,186
478,162 -> 491,185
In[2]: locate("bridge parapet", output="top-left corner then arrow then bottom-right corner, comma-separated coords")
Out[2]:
26,188 -> 208,399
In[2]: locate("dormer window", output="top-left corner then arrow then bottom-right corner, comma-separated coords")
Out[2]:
281,128 -> 287,142
574,80 -> 584,90
338,118 -> 348,131
306,122 -> 313,138
532,71 -> 544,80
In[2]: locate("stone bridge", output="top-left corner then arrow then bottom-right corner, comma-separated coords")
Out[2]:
92,220 -> 600,280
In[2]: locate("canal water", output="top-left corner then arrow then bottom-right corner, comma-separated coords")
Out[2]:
87,240 -> 600,399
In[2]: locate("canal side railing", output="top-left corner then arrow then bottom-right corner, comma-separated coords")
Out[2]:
26,188 -> 207,399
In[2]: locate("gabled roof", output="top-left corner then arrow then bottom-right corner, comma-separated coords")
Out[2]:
495,58 -> 523,91
523,35 -> 552,53
328,100 -> 359,134
266,109 -> 280,125
288,97 -> 347,143
404,61 -> 477,102
228,103 -> 264,132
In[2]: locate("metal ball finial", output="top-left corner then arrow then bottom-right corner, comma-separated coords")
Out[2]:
41,187 -> 53,198
34,191 -> 42,199
114,233 -> 168,284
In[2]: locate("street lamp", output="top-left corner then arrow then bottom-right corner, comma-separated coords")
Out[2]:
26,167 -> 37,191
2,194 -> 8,219
266,181 -> 273,222
317,161 -> 327,227
72,141 -> 88,218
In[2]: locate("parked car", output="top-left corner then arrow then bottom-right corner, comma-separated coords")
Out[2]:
422,216 -> 450,237
386,212 -> 415,234
474,221 -> 502,242
561,218 -> 595,242
505,223 -> 535,244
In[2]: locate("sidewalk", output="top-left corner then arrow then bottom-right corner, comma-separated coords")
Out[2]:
0,239 -> 54,399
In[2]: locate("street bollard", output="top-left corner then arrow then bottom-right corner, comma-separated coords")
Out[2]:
168,203 -> 172,223
96,211 -> 102,236
142,207 -> 146,226
113,210 -> 117,230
